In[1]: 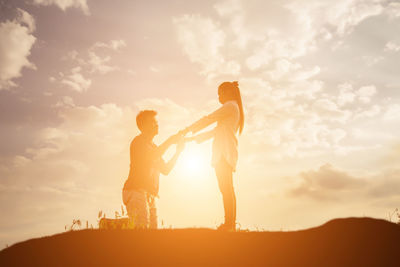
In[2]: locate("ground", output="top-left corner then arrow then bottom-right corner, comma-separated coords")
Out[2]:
1,217 -> 399,266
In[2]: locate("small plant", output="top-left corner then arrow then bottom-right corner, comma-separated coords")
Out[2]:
97,210 -> 106,228
98,206 -> 134,229
236,222 -> 250,232
65,208 -> 127,232
388,208 -> 400,224
65,219 -> 82,231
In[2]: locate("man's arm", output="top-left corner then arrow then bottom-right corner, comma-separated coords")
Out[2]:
159,138 -> 185,175
154,132 -> 183,159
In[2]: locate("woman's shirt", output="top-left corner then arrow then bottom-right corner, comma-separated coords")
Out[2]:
191,101 -> 240,171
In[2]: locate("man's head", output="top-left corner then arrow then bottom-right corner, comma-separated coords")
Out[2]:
136,110 -> 158,137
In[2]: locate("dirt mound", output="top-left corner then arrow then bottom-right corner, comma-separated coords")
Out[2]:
1,217 -> 399,266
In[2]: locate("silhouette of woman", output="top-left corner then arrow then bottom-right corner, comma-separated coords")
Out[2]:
184,81 -> 244,231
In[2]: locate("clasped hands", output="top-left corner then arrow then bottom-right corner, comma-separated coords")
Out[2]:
169,126 -> 202,153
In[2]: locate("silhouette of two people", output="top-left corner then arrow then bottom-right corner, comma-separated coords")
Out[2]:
122,81 -> 244,231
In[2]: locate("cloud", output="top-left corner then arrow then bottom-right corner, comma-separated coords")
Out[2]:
62,50 -> 81,62
149,66 -> 160,73
33,0 -> 90,15
313,99 -> 351,123
172,14 -> 240,78
337,83 -> 356,106
265,59 -> 320,82
0,102 -> 135,192
87,51 -> 116,74
171,1 -> 397,161
53,39 -> 127,90
239,75 -> 392,160
356,85 -> 377,103
288,163 -> 400,204
214,0 -> 242,16
354,104 -> 381,119
173,0 -> 397,83
0,97 -> 195,246
16,8 -> 36,32
173,15 -> 225,66
53,96 -> 75,108
86,40 -> 126,74
367,169 -> 400,198
0,97 -> 192,189
287,0 -> 384,37
314,165 -> 364,190
92,40 -> 127,51
60,66 -> 91,92
289,164 -> 366,200
0,102 -> 136,245
246,38 -> 314,71
134,98 -> 193,134
383,143 -> 400,168
0,9 -> 36,90
327,0 -> 383,36
240,78 -> 351,158
362,55 -> 384,67
0,97 -> 192,206
336,83 -> 378,106
383,104 -> 400,122
384,41 -> 400,52
385,1 -> 400,18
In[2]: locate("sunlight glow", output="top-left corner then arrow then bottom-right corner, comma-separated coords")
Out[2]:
177,144 -> 209,177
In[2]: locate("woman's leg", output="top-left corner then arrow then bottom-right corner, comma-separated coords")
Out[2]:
215,159 -> 236,228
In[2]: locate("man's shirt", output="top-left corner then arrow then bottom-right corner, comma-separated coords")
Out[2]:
123,134 -> 165,196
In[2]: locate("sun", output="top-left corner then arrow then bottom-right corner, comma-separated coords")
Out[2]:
182,154 -> 201,171
177,144 -> 209,175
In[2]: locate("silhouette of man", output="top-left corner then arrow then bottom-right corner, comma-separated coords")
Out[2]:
122,110 -> 185,229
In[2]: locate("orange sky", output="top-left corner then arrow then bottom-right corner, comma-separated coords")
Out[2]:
1,0 -> 400,248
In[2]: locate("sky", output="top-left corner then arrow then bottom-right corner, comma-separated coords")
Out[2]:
1,0 -> 400,247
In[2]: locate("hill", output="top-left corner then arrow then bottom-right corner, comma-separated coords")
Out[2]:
1,217 -> 399,266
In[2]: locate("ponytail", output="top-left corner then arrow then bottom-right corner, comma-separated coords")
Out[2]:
232,81 -> 244,135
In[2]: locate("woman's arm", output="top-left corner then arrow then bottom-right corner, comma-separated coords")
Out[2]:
185,128 -> 215,144
185,103 -> 234,134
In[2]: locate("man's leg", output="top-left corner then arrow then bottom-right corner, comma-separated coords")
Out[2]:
148,194 -> 158,229
126,189 -> 149,228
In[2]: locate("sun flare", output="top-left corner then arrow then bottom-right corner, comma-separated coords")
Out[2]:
177,144 -> 209,176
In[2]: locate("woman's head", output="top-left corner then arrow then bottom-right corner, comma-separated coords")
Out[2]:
218,81 -> 237,104
218,81 -> 244,134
